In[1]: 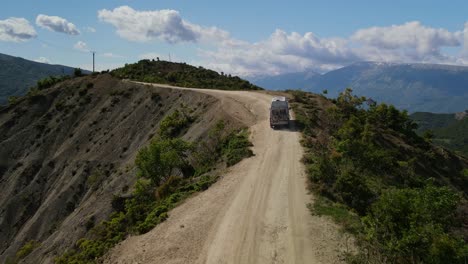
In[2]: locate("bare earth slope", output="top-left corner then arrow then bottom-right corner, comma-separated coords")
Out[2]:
105,83 -> 349,264
0,75 -> 232,263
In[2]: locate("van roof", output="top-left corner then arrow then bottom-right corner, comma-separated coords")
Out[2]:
271,100 -> 288,109
271,96 -> 287,102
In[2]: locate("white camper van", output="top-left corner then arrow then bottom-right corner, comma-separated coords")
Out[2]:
270,96 -> 290,128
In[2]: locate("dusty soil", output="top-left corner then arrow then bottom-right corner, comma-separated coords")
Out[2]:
0,75 -> 235,264
104,84 -> 352,264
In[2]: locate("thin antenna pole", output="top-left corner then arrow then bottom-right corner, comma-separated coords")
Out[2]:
168,53 -> 171,62
92,51 -> 96,73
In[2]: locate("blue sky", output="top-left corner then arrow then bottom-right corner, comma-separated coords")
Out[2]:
1,0 -> 468,76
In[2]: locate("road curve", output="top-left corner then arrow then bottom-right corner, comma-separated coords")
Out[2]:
104,83 -> 348,264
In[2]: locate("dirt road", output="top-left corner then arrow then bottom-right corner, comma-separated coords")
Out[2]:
104,84 -> 350,264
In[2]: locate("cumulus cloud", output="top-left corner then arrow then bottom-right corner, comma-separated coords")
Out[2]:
74,41 -> 89,52
0,17 -> 37,42
351,21 -> 460,60
199,30 -> 359,76
36,14 -> 80,35
95,7 -> 468,76
200,21 -> 468,76
35,57 -> 50,63
98,6 -> 229,43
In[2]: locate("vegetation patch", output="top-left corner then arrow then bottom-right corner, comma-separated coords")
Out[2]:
111,59 -> 262,91
6,240 -> 41,264
222,129 -> 254,166
36,76 -> 70,90
310,196 -> 361,235
158,109 -> 193,139
411,111 -> 468,157
289,88 -> 468,263
54,118 -> 252,263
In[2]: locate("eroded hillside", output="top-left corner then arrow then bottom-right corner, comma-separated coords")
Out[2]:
0,74 -> 243,263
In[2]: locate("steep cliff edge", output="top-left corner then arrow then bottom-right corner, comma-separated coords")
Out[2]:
0,74 -> 241,263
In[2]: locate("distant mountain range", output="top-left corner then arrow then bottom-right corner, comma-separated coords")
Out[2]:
0,53 -> 82,105
248,71 -> 320,90
248,62 -> 468,113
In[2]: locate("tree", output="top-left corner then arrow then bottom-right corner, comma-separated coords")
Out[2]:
74,68 -> 83,77
423,130 -> 434,142
135,137 -> 192,185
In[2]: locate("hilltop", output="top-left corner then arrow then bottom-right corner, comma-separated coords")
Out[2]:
0,53 -> 85,105
111,59 -> 262,91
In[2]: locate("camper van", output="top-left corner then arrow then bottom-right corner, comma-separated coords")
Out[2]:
270,96 -> 290,128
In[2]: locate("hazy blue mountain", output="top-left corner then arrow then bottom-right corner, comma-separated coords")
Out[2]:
249,62 -> 468,113
247,71 -> 319,90
0,53 -> 83,105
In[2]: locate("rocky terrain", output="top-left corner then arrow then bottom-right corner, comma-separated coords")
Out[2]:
0,74 -> 240,263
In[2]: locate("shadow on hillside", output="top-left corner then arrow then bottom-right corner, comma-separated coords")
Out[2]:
271,120 -> 302,132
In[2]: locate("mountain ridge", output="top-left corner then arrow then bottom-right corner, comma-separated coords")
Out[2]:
247,61 -> 468,113
0,53 -> 85,105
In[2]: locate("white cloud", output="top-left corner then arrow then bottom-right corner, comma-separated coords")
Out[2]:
94,7 -> 468,76
463,22 -> 468,55
102,52 -> 125,58
36,14 -> 80,35
199,30 -> 358,76
97,6 -> 230,44
200,21 -> 468,76
85,26 -> 96,33
351,21 -> 461,60
74,41 -> 89,52
0,17 -> 37,42
35,57 -> 50,63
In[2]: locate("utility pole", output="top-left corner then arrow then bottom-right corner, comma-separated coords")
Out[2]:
91,51 -> 96,73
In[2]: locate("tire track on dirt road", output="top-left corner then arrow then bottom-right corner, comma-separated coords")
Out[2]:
104,83 -> 350,264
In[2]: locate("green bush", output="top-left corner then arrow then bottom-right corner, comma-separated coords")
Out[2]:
7,96 -> 19,106
333,170 -> 374,215
158,110 -> 192,138
135,137 -> 192,185
74,68 -> 83,77
18,240 -> 40,259
363,185 -> 466,263
290,88 -> 468,263
36,76 -> 68,90
311,196 -> 361,234
222,129 -> 254,166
